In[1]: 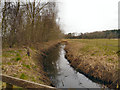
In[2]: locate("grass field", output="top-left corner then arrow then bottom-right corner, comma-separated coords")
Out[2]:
66,39 -> 118,63
69,39 -> 118,54
65,39 -> 119,88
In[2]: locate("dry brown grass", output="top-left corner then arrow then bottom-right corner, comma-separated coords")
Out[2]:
2,40 -> 60,88
64,39 -> 118,88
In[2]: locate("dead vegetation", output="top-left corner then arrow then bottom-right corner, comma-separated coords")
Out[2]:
64,39 -> 119,88
2,41 -> 60,88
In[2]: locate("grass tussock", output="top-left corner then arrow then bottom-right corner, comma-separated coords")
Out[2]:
64,39 -> 118,88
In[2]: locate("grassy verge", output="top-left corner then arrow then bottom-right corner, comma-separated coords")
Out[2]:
64,39 -> 118,88
2,40 -> 60,88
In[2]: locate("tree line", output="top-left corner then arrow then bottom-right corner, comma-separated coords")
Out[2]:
65,30 -> 120,39
1,0 -> 63,48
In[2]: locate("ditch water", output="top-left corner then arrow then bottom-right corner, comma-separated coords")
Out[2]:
43,45 -> 104,89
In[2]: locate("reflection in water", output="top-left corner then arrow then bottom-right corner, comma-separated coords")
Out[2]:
43,45 -> 102,88
43,46 -> 60,80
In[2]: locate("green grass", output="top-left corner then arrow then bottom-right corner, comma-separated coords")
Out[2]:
20,73 -> 27,79
2,53 -> 13,57
18,50 -> 22,52
66,39 -> 118,64
22,64 -> 31,69
16,57 -> 21,61
16,53 -> 20,56
33,65 -> 37,69
72,39 -> 118,56
31,76 -> 36,82
30,47 -> 35,50
3,50 -> 17,57
7,62 -> 11,65
65,39 -> 118,87
5,50 -> 17,53
2,43 -> 52,85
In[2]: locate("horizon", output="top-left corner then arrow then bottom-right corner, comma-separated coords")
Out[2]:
65,29 -> 118,34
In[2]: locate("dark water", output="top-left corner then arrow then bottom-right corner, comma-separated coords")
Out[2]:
43,45 -> 104,88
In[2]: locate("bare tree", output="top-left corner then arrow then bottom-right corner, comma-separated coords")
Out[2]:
1,0 -> 63,48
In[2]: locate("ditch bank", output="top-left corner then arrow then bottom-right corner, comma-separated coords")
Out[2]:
2,40 -> 61,88
42,44 -> 105,88
64,42 -> 119,89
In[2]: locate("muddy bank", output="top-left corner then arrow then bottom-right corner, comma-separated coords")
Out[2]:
2,40 -> 61,88
64,41 -> 118,88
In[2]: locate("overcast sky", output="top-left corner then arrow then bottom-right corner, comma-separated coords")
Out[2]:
58,0 -> 120,34
1,0 -> 119,34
